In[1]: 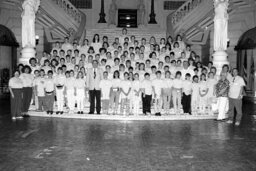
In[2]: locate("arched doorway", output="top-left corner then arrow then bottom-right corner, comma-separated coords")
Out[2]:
235,27 -> 256,102
0,25 -> 19,96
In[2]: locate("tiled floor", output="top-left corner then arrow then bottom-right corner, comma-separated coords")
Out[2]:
0,99 -> 256,171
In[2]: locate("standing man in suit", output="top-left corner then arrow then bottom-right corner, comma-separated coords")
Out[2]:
86,60 -> 103,114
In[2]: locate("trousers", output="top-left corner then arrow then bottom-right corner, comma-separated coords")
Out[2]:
76,89 -> 85,111
89,89 -> 101,113
67,89 -> 75,111
227,98 -> 243,123
216,97 -> 229,120
11,89 -> 23,117
22,87 -> 33,113
56,87 -> 64,111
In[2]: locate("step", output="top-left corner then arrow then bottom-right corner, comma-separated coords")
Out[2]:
28,111 -> 217,121
85,28 -> 166,43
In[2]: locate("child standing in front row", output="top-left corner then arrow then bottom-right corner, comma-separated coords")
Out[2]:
141,73 -> 153,115
152,71 -> 164,116
191,75 -> 200,114
44,70 -> 55,115
131,73 -> 141,116
99,71 -> 112,114
199,73 -> 209,113
110,70 -> 121,115
120,72 -> 132,115
75,71 -> 86,114
32,70 -> 40,110
172,71 -> 183,114
162,71 -> 173,114
182,73 -> 192,114
35,69 -> 46,112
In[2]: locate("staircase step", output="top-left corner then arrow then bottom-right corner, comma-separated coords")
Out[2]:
85,28 -> 166,44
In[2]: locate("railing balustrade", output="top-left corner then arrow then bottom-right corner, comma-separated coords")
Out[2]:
52,0 -> 81,23
172,0 -> 204,25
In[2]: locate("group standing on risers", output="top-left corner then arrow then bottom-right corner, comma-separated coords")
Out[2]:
9,28 -> 246,126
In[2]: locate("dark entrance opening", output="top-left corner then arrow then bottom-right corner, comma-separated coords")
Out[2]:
118,9 -> 137,28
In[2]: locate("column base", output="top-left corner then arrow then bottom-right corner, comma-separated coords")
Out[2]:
212,50 -> 229,76
20,47 -> 36,65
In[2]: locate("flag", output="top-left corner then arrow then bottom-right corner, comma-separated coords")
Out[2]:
243,51 -> 248,87
250,54 -> 255,92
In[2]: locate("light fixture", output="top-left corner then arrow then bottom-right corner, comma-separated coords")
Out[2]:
35,35 -> 39,45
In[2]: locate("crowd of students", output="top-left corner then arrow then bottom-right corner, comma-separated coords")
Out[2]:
8,28 -> 246,125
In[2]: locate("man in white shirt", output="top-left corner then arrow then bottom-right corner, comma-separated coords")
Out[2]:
226,68 -> 246,126
86,60 -> 103,114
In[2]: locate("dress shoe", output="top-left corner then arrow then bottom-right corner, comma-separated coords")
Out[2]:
226,120 -> 233,124
81,111 -> 84,114
88,112 -> 94,114
60,111 -> 63,115
155,112 -> 161,116
78,111 -> 81,114
56,111 -> 59,114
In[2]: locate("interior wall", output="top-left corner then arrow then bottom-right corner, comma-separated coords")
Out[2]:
0,46 -> 12,70
80,0 -> 185,30
201,32 -> 211,65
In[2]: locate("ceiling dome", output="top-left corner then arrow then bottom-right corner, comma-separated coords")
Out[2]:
0,25 -> 19,47
235,27 -> 256,50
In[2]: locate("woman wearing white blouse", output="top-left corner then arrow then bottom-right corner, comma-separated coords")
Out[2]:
75,71 -> 86,114
9,70 -> 23,120
20,65 -> 34,117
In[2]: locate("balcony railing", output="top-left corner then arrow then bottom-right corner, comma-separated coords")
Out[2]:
52,0 -> 82,24
172,0 -> 204,25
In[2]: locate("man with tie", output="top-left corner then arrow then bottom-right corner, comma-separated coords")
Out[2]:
86,60 -> 103,114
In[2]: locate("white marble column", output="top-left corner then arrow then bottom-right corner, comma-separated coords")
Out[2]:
212,0 -> 229,75
20,0 -> 40,65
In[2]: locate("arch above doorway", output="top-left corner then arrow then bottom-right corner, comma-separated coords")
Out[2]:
0,25 -> 19,47
235,27 -> 256,50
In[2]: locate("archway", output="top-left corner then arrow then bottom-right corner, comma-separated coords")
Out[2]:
0,25 -> 19,96
235,27 -> 256,99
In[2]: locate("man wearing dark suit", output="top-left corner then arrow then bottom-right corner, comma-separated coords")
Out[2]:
86,60 -> 103,114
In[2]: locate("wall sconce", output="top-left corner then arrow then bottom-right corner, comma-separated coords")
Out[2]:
35,35 -> 39,45
227,39 -> 230,48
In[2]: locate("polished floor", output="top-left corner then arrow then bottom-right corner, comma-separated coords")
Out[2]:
0,99 -> 256,171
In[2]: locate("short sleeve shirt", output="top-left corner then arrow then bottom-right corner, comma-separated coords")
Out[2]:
229,76 -> 245,99
99,79 -> 112,99
9,77 -> 23,89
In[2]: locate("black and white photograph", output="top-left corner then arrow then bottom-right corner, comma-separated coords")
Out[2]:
0,0 -> 256,170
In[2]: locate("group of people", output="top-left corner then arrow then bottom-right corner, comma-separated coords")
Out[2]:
8,28 -> 245,126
